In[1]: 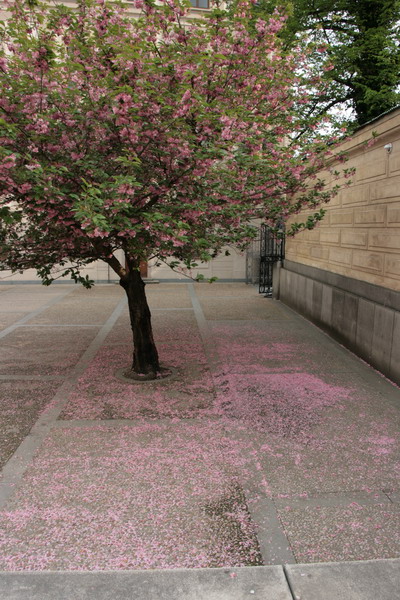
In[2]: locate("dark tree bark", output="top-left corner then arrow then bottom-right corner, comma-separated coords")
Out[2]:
119,261 -> 160,379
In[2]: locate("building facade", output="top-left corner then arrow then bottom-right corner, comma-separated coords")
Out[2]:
278,107 -> 400,384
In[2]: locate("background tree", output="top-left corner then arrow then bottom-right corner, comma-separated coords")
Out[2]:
1,0 -> 347,379
251,0 -> 400,126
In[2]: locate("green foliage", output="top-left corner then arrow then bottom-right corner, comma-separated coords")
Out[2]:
250,0 -> 400,126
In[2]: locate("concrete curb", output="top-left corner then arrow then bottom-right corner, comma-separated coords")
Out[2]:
1,559 -> 400,600
0,565 -> 291,600
285,558 -> 400,600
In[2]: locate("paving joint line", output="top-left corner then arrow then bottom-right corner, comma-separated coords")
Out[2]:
273,490 -> 393,510
52,416 -> 222,427
0,375 -> 66,381
243,488 -> 296,565
188,283 -> 296,566
151,307 -> 194,311
187,283 -> 222,377
0,296 -> 127,509
14,324 -> 100,328
0,287 -> 75,340
386,490 -> 400,503
282,565 -> 298,600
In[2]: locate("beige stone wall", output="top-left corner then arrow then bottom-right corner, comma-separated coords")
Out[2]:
285,108 -> 400,292
148,247 -> 246,281
0,0 -> 211,21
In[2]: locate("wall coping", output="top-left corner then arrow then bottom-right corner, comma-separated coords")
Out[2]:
330,106 -> 400,160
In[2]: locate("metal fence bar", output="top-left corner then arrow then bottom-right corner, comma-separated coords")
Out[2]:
259,225 -> 285,297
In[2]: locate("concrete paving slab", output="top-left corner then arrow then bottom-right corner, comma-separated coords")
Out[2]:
214,364 -> 400,496
0,380 -> 61,467
0,327 -> 100,375
212,336 -> 359,374
0,286 -> 69,314
0,566 -> 292,600
200,297 -> 285,321
255,427 -> 400,498
208,313 -> 372,375
0,290 -> 75,342
285,559 -> 400,600
0,313 -> 27,331
209,320 -> 317,343
0,423 -> 263,570
1,282 -> 400,580
60,340 -> 214,420
0,296 -> 128,510
213,372 -> 352,441
145,285 -> 192,309
278,503 -> 400,563
105,309 -> 200,347
194,283 -> 257,296
29,294 -> 121,325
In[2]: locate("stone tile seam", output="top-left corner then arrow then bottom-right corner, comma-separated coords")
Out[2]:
282,565 -> 299,600
0,375 -> 66,381
187,283 -> 296,565
0,287 -> 75,340
52,417 -> 221,427
269,497 -> 297,565
151,307 -> 194,311
386,491 -> 400,503
11,324 -> 101,328
0,296 -> 127,509
187,283 -> 222,378
245,493 -> 296,565
274,491 -> 397,509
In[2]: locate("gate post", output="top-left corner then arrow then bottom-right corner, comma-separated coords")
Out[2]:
272,261 -> 281,299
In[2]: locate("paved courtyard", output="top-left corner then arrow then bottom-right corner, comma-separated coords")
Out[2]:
0,282 -> 399,598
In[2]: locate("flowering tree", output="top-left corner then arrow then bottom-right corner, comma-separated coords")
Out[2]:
0,0 -> 346,379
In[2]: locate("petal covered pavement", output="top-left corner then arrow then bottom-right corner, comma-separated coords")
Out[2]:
0,282 -> 399,572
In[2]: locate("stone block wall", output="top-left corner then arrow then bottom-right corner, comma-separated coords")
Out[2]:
279,261 -> 400,384
285,108 -> 400,292
280,108 -> 400,384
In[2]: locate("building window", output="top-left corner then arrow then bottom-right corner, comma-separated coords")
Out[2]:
190,0 -> 210,8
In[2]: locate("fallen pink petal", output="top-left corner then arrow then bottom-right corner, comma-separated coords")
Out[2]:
0,282 -> 399,575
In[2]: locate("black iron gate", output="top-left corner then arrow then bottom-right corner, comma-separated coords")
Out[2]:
259,224 -> 285,297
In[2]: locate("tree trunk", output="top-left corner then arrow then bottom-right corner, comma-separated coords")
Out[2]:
119,267 -> 160,379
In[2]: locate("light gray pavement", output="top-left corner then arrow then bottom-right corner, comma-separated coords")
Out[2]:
0,282 -> 400,599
